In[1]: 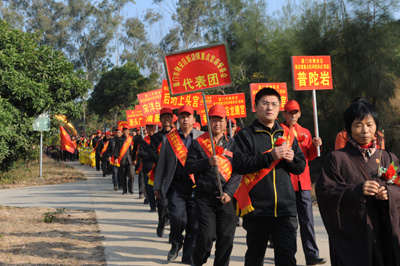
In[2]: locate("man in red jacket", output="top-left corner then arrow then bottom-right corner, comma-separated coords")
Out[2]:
281,100 -> 326,265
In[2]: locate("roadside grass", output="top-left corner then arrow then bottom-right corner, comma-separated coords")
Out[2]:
0,156 -> 85,189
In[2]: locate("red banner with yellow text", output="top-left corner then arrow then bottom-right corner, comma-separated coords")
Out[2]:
126,109 -> 144,128
144,114 -> 160,125
291,56 -> 333,91
199,94 -> 246,126
161,79 -> 203,110
137,89 -> 162,116
164,42 -> 233,96
250,83 -> 288,112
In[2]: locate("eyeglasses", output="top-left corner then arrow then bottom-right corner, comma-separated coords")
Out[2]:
259,101 -> 280,108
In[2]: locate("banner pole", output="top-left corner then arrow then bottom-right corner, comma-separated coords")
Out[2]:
40,131 -> 43,177
312,90 -> 321,157
202,92 -> 223,197
229,119 -> 233,137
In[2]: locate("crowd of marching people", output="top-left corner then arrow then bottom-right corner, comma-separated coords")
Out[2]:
61,87 -> 400,266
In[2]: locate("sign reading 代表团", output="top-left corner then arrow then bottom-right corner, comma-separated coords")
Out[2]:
163,42 -> 234,96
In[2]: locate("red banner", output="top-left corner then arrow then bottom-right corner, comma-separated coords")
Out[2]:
126,109 -> 144,128
199,93 -> 246,126
291,56 -> 333,91
212,93 -> 247,118
161,79 -> 203,110
198,95 -> 214,126
250,83 -> 288,111
164,42 -> 233,96
144,114 -> 160,125
137,89 -> 162,116
118,121 -> 129,128
60,126 -> 75,153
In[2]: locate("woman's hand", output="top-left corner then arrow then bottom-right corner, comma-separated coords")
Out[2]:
375,186 -> 388,201
363,180 -> 380,196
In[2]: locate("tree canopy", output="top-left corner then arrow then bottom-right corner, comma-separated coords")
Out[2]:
0,20 -> 91,171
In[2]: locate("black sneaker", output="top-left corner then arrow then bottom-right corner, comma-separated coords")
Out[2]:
306,257 -> 327,265
167,247 -> 179,261
157,218 -> 166,237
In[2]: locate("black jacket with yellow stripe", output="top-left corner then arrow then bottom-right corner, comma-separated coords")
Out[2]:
233,119 -> 306,217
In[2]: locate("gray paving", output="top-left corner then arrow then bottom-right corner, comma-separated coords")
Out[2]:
0,161 -> 331,266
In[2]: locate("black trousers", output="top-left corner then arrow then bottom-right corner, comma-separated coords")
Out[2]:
192,196 -> 237,266
243,216 -> 298,266
144,173 -> 156,210
95,153 -> 101,170
118,164 -> 133,193
156,197 -> 169,225
138,170 -> 145,196
296,189 -> 319,260
168,186 -> 198,259
101,159 -> 110,177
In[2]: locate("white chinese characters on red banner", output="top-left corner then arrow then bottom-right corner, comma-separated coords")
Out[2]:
291,56 -> 333,91
250,83 -> 288,111
164,43 -> 233,96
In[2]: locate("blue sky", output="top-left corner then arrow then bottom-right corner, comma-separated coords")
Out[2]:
121,0 -> 289,44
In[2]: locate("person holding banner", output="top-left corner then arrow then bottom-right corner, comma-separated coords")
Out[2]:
148,107 -> 174,238
114,126 -> 135,195
186,104 -> 241,266
233,87 -> 306,266
281,100 -> 326,265
153,104 -> 203,264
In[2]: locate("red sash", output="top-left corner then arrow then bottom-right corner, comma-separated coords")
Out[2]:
167,129 -> 195,184
111,135 -> 133,167
196,132 -> 233,182
234,127 -> 294,217
148,142 -> 162,186
100,141 -> 109,157
93,137 -> 103,151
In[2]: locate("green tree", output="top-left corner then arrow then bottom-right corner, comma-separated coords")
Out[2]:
0,20 -> 91,171
88,62 -> 158,117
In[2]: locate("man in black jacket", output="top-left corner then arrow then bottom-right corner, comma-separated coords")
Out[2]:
153,105 -> 204,265
186,104 -> 241,266
92,130 -> 102,171
96,131 -> 112,177
137,124 -> 157,211
114,126 -> 135,195
233,87 -> 306,266
104,129 -> 120,191
148,107 -> 174,237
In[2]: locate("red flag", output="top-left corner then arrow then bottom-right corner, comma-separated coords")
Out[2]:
60,126 -> 75,153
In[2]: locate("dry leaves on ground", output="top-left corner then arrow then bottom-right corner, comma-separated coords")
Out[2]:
0,206 -> 106,265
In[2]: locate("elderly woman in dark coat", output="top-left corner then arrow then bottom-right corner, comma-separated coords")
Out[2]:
316,99 -> 400,266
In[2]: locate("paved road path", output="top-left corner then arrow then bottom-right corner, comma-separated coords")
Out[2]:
0,161 -> 331,266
